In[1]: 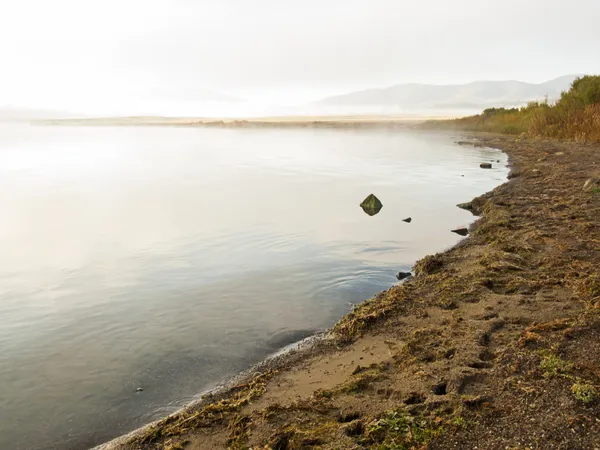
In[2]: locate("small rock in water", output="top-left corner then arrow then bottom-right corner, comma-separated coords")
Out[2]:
480,163 -> 492,169
360,194 -> 383,216
451,227 -> 469,236
403,217 -> 412,223
136,387 -> 144,392
396,271 -> 412,281
497,160 -> 500,163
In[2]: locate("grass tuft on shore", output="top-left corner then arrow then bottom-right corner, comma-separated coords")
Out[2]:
128,371 -> 275,449
332,288 -> 411,343
365,409 -> 442,448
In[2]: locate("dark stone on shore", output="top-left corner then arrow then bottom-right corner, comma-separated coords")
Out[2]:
451,227 -> 469,236
480,163 -> 492,169
360,194 -> 383,216
432,381 -> 448,395
396,271 -> 412,281
403,217 -> 412,223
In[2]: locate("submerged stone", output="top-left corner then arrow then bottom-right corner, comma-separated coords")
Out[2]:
360,194 -> 383,216
451,227 -> 469,236
396,271 -> 412,281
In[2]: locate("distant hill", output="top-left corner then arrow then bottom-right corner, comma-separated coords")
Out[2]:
316,75 -> 581,111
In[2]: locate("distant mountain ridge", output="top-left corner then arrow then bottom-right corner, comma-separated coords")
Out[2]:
316,75 -> 581,110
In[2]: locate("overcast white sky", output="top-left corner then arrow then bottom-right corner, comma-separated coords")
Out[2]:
1,0 -> 599,113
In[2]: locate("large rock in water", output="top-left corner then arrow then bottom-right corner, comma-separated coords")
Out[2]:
360,194 -> 383,216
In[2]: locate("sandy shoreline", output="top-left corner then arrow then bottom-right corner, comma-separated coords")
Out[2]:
92,333 -> 330,450
94,133 -> 600,450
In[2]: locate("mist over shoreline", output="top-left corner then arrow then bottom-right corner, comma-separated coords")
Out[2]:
0,75 -> 580,122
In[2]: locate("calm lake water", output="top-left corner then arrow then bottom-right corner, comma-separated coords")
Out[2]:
0,125 -> 507,449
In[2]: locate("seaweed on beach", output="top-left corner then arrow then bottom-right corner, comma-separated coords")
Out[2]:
128,371 -> 275,449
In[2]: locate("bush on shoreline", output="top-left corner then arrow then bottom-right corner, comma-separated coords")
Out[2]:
432,75 -> 600,143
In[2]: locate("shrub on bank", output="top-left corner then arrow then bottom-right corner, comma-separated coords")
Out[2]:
434,75 -> 600,143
